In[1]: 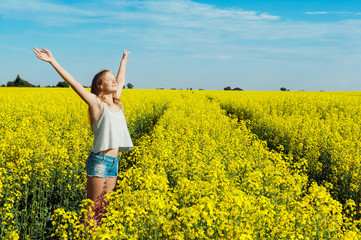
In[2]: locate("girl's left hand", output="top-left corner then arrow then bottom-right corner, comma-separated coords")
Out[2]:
122,49 -> 130,63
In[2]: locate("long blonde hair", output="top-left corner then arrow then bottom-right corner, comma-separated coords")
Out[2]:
87,70 -> 126,131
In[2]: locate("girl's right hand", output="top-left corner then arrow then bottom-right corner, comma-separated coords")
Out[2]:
33,47 -> 55,63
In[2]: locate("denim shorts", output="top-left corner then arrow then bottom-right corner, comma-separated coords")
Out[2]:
85,152 -> 119,178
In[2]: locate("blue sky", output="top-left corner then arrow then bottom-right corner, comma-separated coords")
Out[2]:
1,0 -> 361,91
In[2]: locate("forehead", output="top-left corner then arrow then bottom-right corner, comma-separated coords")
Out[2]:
104,71 -> 115,78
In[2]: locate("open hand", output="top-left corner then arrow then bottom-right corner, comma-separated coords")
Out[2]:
33,47 -> 55,63
122,49 -> 130,63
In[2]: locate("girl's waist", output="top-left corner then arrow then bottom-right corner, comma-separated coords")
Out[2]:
90,151 -> 119,161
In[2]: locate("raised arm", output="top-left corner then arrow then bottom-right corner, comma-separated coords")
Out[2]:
115,49 -> 130,98
33,47 -> 98,106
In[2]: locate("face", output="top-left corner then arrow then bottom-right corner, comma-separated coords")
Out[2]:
101,71 -> 117,93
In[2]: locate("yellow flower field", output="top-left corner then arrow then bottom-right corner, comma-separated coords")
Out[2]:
0,88 -> 360,239
206,91 -> 361,221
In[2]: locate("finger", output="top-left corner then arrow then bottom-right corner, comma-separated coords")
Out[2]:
33,50 -> 39,57
33,50 -> 41,58
36,47 -> 43,54
34,53 -> 42,59
34,47 -> 41,54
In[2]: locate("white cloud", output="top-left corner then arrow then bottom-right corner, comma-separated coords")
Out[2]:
305,11 -> 361,15
0,0 -> 108,26
0,0 -> 280,27
305,11 -> 329,15
2,0 -> 361,62
0,0 -> 95,16
2,0 -> 361,45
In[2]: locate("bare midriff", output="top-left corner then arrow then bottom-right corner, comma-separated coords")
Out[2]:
99,148 -> 119,158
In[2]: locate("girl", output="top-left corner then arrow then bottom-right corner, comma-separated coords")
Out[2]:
33,47 -> 134,227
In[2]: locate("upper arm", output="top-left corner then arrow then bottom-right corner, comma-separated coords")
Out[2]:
71,81 -> 98,107
116,81 -> 125,99
88,97 -> 103,124
49,60 -> 99,107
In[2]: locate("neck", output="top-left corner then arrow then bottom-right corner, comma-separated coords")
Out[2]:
103,93 -> 113,104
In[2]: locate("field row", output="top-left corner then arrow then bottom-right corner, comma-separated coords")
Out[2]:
205,91 -> 361,221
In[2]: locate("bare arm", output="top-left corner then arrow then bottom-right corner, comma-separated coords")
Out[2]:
33,47 -> 98,107
116,49 -> 130,98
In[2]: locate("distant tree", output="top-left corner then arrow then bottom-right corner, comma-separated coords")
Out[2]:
8,75 -> 23,86
280,87 -> 289,91
170,88 -> 176,90
224,86 -> 232,90
7,75 -> 35,87
127,83 -> 134,89
1,84 -> 5,87
56,81 -> 69,88
199,89 -> 204,90
232,87 -> 243,91
14,75 -> 26,86
190,88 -> 192,90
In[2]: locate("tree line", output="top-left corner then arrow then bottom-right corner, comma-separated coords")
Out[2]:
3,75 -> 292,91
1,75 -> 134,89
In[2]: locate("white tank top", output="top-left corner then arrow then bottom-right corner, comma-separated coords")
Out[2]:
91,101 -> 134,153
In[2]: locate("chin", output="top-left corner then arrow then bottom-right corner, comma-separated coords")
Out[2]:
104,88 -> 117,94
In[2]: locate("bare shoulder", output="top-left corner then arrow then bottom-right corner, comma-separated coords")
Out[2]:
90,97 -> 103,112
88,97 -> 104,124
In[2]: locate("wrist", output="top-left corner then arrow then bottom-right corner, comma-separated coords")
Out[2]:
49,59 -> 57,66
